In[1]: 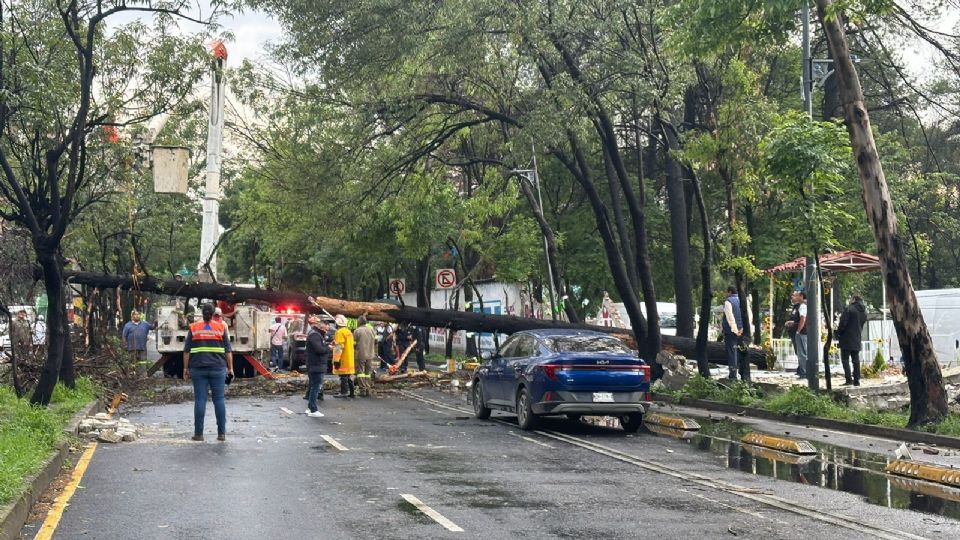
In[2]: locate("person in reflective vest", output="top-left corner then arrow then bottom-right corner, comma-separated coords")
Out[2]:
183,303 -> 234,442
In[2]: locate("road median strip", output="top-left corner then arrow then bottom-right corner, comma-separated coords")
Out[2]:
885,459 -> 960,488
741,432 -> 818,455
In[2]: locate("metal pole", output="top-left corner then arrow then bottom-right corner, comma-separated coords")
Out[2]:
198,46 -> 227,282
806,256 -> 820,390
882,279 -> 888,362
531,150 -> 558,321
802,5 -> 813,117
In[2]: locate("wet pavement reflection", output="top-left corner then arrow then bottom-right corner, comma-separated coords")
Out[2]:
680,418 -> 960,520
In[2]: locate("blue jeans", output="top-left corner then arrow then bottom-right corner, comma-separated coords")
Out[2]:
307,371 -> 324,412
723,333 -> 739,376
270,345 -> 284,368
191,366 -> 227,435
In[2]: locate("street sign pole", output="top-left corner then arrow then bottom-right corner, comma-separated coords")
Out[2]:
532,147 -> 558,321
806,256 -> 820,391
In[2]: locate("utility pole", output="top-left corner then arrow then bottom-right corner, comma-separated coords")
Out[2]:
531,147 -> 558,321
802,5 -> 813,117
198,41 -> 227,282
802,5 -> 821,389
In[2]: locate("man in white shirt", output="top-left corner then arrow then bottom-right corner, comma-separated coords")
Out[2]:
722,286 -> 744,380
786,291 -> 808,378
268,316 -> 287,371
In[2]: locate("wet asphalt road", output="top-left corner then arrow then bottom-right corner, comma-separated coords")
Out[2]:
27,387 -> 960,540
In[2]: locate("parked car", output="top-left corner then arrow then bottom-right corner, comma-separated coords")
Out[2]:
470,329 -> 652,431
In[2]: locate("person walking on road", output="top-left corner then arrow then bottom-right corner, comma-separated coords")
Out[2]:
183,304 -> 234,442
305,316 -> 330,417
122,310 -> 154,376
332,315 -> 356,398
413,325 -> 427,372
786,291 -> 808,379
722,286 -> 745,380
353,316 -> 376,397
268,316 -> 287,371
836,294 -> 868,386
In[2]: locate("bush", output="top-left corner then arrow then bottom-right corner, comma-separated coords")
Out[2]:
764,386 -> 847,418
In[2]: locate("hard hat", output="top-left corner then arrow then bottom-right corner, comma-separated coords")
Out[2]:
334,315 -> 347,327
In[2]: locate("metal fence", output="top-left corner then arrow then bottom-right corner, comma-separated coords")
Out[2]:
769,338 -> 886,372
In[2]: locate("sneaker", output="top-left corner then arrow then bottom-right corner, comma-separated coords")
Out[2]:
307,411 -> 325,418
217,433 -> 226,442
304,409 -> 313,414
191,434 -> 204,442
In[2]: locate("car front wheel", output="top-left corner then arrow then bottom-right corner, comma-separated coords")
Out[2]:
472,380 -> 491,419
620,413 -> 643,433
516,387 -> 539,431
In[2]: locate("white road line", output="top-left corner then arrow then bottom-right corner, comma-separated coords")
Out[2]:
508,431 -> 554,448
321,434 -> 349,451
280,407 -> 293,415
400,494 -> 464,532
427,407 -> 453,416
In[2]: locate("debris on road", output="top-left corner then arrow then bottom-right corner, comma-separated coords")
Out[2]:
78,412 -> 142,442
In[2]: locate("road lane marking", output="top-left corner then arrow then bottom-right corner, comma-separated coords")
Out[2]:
321,434 -> 349,451
400,390 -> 930,540
400,494 -> 464,532
507,431 -> 554,448
33,442 -> 98,540
280,407 -> 293,415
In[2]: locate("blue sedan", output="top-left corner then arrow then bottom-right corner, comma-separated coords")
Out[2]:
470,329 -> 652,431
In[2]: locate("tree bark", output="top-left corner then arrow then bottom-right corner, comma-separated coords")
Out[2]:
60,269 -> 767,367
659,117 -> 695,338
690,169 -> 714,377
817,0 -> 947,426
31,249 -> 67,405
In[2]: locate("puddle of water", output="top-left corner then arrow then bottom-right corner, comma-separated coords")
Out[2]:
673,418 -> 960,520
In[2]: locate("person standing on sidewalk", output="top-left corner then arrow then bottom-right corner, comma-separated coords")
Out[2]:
183,304 -> 234,442
305,316 -> 330,417
332,315 -> 356,398
268,316 -> 287,371
836,294 -> 868,386
122,310 -> 154,376
722,286 -> 744,380
785,291 -> 808,379
353,316 -> 376,397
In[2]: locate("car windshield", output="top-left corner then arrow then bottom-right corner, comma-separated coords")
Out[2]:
544,335 -> 633,354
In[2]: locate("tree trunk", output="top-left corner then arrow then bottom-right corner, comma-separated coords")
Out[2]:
817,0 -> 947,425
415,254 -> 430,309
690,169 -> 713,377
31,248 -> 67,406
604,153 -> 639,296
659,117 -> 695,338
61,269 -> 767,367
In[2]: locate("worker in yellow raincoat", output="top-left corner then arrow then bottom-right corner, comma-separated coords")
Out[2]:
332,314 -> 356,398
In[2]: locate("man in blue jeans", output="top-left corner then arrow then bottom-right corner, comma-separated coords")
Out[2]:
183,304 -> 234,442
722,286 -> 744,380
268,316 -> 287,370
305,316 -> 331,417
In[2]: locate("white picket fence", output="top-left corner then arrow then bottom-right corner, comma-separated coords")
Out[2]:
769,338 -> 886,371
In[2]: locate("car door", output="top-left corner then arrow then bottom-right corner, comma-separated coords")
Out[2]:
503,335 -> 537,404
486,337 -> 518,405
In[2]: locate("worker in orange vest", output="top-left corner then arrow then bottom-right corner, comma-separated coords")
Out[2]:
332,314 -> 355,398
183,304 -> 234,441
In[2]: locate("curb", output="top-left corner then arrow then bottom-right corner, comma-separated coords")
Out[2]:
0,399 -> 101,540
653,393 -> 960,450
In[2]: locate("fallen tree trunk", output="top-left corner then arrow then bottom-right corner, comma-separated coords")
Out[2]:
62,270 -> 766,368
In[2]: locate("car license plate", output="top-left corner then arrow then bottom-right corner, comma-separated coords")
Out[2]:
593,392 -> 614,403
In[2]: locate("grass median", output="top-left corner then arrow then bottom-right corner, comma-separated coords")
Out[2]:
0,379 -> 97,505
665,375 -> 960,437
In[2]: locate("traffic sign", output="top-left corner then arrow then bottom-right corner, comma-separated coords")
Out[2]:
435,269 -> 456,290
388,278 -> 406,296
